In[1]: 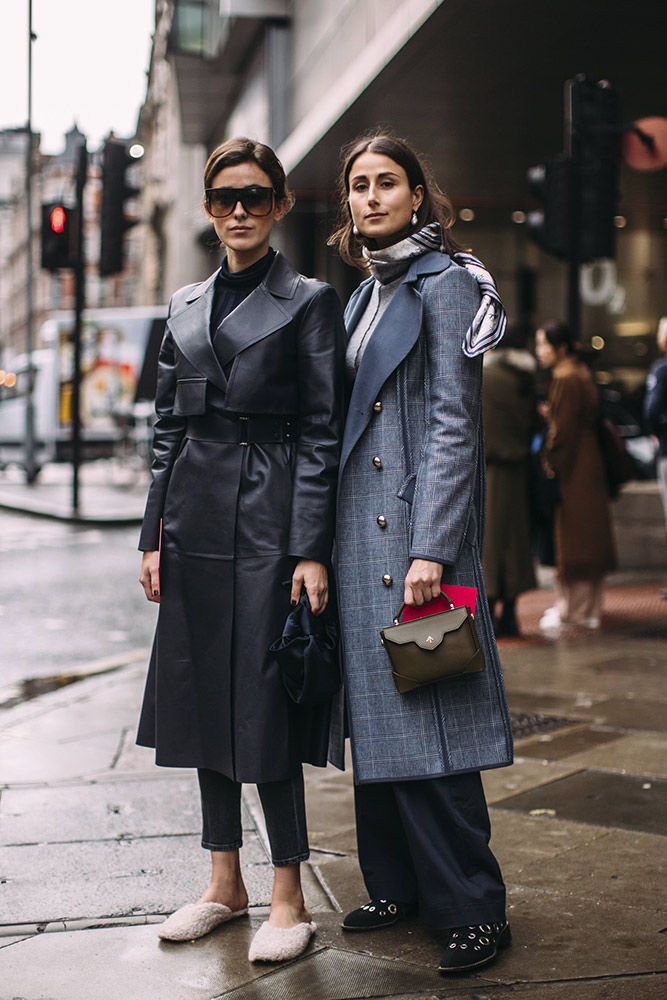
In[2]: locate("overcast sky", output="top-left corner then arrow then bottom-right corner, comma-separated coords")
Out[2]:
1,0 -> 156,154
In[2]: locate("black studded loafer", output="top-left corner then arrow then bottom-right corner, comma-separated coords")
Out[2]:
438,921 -> 511,973
342,899 -> 413,931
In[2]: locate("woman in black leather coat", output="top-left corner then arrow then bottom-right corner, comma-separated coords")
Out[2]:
137,138 -> 345,960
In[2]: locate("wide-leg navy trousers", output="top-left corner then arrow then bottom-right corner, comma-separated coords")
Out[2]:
354,771 -> 506,928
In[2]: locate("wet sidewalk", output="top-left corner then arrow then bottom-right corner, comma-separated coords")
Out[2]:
1,574 -> 666,999
0,461 -> 148,524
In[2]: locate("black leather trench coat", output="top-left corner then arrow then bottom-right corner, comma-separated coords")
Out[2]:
136,252 -> 345,782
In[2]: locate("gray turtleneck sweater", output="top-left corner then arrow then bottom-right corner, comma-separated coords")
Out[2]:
345,251 -> 420,384
345,272 -> 405,383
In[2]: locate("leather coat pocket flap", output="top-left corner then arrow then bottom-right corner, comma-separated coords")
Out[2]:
173,377 -> 207,415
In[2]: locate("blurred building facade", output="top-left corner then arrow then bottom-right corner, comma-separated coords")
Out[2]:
3,0 -> 666,408
135,0 -> 667,411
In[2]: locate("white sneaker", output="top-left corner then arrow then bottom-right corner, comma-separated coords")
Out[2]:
539,606 -> 561,629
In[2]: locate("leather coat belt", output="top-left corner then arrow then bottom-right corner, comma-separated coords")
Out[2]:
186,414 -> 297,446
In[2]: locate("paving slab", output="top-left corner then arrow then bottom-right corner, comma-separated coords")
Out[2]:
503,634 -> 666,671
0,917 -> 275,1000
310,907 -> 437,963
500,637 -> 667,706
309,855 -> 366,919
514,727 -> 624,761
487,811 -> 607,879
482,759 -> 582,804
113,728 -> 162,773
407,974 -> 667,999
0,834 -> 270,926
513,828 -> 667,912
500,890 -> 667,983
506,669 -> 667,706
507,690 -> 604,717
0,462 -> 147,524
494,769 -> 667,835
218,945 -> 445,1000
0,727 -> 124,785
561,733 -> 667,777
0,775 -> 201,844
303,762 -> 357,856
0,660 -> 147,736
588,697 -> 667,733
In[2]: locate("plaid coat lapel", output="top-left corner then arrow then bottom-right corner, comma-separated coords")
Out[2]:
340,252 -> 452,478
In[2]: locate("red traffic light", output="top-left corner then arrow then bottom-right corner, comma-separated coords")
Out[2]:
50,206 -> 67,234
41,202 -> 77,270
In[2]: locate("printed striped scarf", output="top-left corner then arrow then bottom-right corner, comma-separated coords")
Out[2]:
367,223 -> 506,357
453,250 -> 507,358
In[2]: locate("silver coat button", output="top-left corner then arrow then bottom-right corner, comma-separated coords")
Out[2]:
377,515 -> 387,528
373,456 -> 382,468
382,573 -> 393,586
373,401 -> 382,413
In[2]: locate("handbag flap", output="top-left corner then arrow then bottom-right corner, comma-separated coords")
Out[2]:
382,606 -> 470,650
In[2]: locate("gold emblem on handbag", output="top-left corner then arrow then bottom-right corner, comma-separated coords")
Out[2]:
380,591 -> 486,694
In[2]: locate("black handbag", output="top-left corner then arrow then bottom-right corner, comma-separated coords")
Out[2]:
269,589 -> 341,706
380,592 -> 486,694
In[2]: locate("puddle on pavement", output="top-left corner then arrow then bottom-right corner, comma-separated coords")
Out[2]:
0,666 -> 121,711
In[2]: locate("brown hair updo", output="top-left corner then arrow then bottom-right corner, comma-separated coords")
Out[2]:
328,131 -> 465,270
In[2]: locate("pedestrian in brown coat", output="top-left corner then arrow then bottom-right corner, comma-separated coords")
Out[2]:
535,321 -> 617,630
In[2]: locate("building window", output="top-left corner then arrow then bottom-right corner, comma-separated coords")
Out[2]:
171,1 -> 208,56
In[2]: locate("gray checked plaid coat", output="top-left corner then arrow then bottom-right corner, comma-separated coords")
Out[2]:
331,251 -> 513,784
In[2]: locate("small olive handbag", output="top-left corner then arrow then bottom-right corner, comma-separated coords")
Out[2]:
380,591 -> 486,694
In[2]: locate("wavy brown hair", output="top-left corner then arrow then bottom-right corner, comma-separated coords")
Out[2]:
203,137 -> 295,212
328,131 -> 465,270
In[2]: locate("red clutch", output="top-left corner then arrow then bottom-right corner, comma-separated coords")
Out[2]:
402,585 -> 478,622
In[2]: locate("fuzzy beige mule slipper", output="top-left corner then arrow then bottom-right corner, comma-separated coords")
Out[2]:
158,902 -> 248,941
248,920 -> 317,962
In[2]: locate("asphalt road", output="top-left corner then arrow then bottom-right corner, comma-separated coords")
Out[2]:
0,509 -> 157,691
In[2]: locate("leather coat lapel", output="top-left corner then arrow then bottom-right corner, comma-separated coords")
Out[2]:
340,252 -> 452,477
213,284 -> 292,369
167,272 -> 228,392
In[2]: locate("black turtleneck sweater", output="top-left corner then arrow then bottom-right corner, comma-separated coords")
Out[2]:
210,249 -> 275,338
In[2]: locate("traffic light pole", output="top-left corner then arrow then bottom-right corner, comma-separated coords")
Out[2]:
71,142 -> 87,515
528,76 -> 621,343
23,0 -> 38,484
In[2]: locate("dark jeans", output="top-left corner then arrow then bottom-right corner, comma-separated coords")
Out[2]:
354,772 -> 506,929
197,767 -> 309,867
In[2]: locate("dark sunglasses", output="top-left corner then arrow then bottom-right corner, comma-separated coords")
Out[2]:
205,186 -> 275,218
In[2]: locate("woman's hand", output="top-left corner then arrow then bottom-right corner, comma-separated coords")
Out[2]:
404,558 -> 443,606
140,550 -> 160,603
291,560 -> 328,615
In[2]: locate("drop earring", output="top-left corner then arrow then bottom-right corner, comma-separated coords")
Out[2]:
352,224 -> 359,235
411,212 -> 418,226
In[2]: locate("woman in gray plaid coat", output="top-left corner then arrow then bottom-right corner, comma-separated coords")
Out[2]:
328,134 -> 513,974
